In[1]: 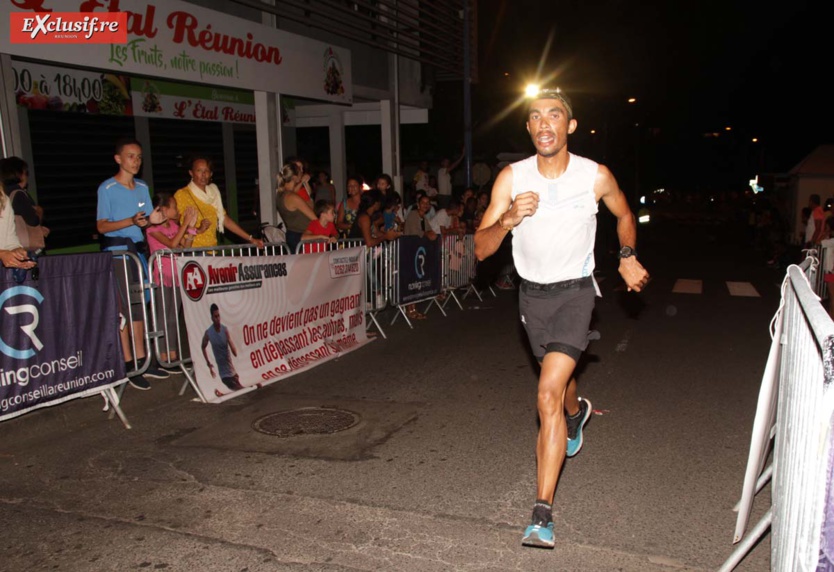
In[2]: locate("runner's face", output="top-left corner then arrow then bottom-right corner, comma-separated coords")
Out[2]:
212,310 -> 221,327
526,98 -> 576,158
115,144 -> 142,176
190,160 -> 212,188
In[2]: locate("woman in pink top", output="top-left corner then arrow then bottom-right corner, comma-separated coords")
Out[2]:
147,193 -> 202,363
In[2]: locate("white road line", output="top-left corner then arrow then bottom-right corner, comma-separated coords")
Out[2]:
672,279 -> 703,294
727,281 -> 760,297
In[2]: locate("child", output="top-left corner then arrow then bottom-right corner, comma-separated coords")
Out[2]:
301,199 -> 338,253
382,192 -> 404,232
147,193 -> 200,363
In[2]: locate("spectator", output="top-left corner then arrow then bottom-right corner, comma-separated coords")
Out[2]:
174,156 -> 263,249
96,138 -> 168,390
404,194 -> 438,241
429,198 -> 464,236
810,194 -> 826,245
375,173 -> 394,198
0,156 -> 48,251
336,176 -> 362,237
313,171 -> 336,204
382,192 -> 404,231
276,162 -> 317,252
426,175 -> 439,200
147,193 -> 201,363
437,150 -> 465,208
413,160 -> 429,193
0,182 -> 35,270
801,207 -> 813,247
461,196 -> 478,233
405,189 -> 436,221
302,200 -> 339,251
285,156 -> 314,204
348,189 -> 400,247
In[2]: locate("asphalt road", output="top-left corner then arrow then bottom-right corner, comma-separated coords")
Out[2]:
0,217 -> 781,571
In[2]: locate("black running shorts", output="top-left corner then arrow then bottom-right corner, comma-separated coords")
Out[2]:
518,276 -> 596,362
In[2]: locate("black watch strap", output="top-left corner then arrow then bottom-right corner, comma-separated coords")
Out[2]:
618,246 -> 636,259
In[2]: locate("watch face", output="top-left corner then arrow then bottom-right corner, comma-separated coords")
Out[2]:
619,247 -> 634,258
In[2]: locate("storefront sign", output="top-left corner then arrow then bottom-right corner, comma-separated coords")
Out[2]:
0,254 -> 127,422
11,59 -> 131,114
132,77 -> 254,123
1,0 -> 352,103
177,249 -> 369,403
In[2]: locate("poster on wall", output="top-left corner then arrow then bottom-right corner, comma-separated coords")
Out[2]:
131,78 -> 254,123
0,0 -> 353,103
176,248 -> 370,403
11,59 -> 131,115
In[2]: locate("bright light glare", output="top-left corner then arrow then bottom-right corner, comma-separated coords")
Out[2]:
362,183 -> 371,191
525,84 -> 540,98
590,129 -> 596,134
752,138 -> 758,143
628,97 -> 637,103
639,196 -> 646,205
638,215 -> 650,224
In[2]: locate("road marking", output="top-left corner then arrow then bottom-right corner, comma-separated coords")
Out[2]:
727,281 -> 760,297
672,279 -> 703,294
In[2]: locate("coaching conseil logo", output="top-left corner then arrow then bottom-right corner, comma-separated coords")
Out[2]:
0,286 -> 44,360
9,11 -> 128,44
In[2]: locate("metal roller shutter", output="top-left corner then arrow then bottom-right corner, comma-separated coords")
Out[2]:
27,110 -> 136,249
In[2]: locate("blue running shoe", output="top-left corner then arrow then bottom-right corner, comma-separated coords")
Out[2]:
566,397 -> 592,457
522,522 -> 555,548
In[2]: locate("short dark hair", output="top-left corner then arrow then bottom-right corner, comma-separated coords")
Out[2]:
358,189 -> 383,215
0,156 -> 28,188
346,175 -> 363,186
115,137 -> 141,155
447,198 -> 461,211
385,191 -> 402,209
810,194 -> 821,206
528,87 -> 574,120
210,303 -> 219,316
152,192 -> 174,210
314,199 -> 335,217
189,155 -> 214,171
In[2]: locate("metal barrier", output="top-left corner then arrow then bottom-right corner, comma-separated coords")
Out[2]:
440,233 -> 479,310
146,242 -> 290,401
721,254 -> 834,570
295,238 -> 394,338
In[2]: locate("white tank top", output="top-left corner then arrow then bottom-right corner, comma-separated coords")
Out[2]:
510,153 -> 599,284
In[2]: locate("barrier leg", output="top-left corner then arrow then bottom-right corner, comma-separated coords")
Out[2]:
103,385 -> 132,429
463,283 -> 483,301
718,508 -> 772,572
423,296 -> 447,317
179,363 -> 207,402
367,311 -> 387,339
444,289 -> 464,311
733,463 -> 773,512
107,382 -> 127,421
392,305 -> 414,329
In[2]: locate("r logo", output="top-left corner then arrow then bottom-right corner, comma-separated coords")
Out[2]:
182,261 -> 207,301
414,246 -> 427,279
0,286 -> 44,360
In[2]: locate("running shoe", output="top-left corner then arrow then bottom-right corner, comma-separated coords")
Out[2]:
521,522 -> 555,549
144,366 -> 171,379
128,374 -> 151,391
566,397 -> 592,457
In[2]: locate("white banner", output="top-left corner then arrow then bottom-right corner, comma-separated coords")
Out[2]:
177,249 -> 369,403
131,77 -> 255,123
0,0 -> 352,103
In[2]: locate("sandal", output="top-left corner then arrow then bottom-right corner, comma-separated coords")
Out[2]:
406,308 -> 426,320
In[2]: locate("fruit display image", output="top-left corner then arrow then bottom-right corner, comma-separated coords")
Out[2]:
323,48 -> 345,96
98,74 -> 132,115
141,81 -> 162,113
14,71 -> 132,116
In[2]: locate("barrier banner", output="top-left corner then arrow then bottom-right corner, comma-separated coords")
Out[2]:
397,236 -> 442,304
0,254 -> 127,422
177,248 -> 370,403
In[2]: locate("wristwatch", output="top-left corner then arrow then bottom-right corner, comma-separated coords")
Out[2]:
618,246 -> 637,259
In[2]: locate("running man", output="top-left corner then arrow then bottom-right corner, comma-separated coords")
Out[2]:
474,87 -> 649,549
201,303 -> 244,396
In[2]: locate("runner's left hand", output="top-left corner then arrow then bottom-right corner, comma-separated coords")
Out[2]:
619,257 -> 649,292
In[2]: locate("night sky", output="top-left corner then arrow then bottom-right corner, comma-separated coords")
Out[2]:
423,0 -> 827,195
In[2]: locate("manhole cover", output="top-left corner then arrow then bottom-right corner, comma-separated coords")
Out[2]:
252,407 -> 360,437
